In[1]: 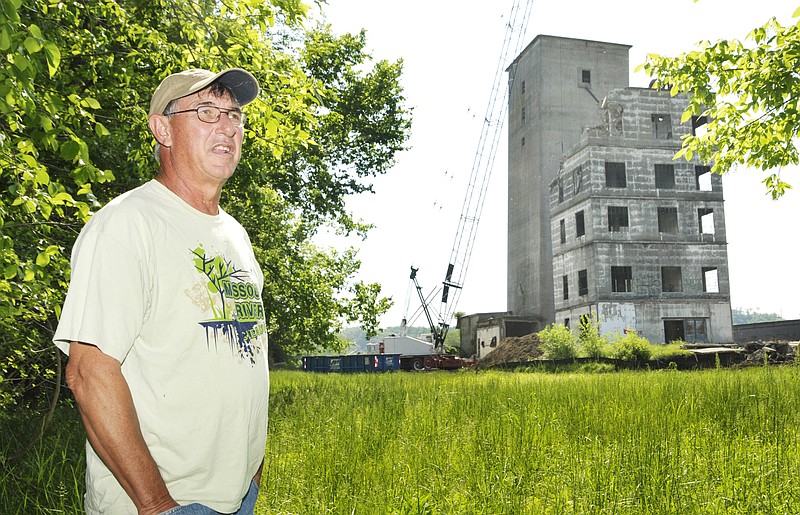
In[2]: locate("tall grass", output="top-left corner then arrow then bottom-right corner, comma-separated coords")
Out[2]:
1,405 -> 85,514
261,367 -> 800,514
4,368 -> 800,514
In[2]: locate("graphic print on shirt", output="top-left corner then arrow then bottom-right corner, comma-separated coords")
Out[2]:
191,245 -> 266,365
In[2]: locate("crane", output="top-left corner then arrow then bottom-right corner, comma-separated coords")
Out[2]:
409,0 -> 533,350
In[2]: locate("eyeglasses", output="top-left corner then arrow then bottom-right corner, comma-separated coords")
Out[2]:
169,105 -> 246,128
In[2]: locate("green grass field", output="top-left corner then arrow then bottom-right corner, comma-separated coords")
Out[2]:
4,366 -> 800,513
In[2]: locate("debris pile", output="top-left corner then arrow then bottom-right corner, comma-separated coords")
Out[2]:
478,333 -> 543,367
739,340 -> 797,367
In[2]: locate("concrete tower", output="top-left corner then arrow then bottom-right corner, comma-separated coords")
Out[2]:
507,35 -> 632,322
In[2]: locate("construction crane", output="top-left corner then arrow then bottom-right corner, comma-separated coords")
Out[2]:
409,0 -> 534,352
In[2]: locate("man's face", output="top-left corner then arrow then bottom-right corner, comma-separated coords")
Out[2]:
166,88 -> 244,185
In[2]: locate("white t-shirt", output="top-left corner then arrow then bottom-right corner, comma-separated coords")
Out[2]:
54,180 -> 269,514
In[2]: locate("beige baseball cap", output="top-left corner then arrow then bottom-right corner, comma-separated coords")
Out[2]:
149,68 -> 259,116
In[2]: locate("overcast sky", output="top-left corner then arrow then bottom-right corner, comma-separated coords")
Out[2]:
311,0 -> 800,329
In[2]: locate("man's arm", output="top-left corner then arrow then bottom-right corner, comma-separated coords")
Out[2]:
66,341 -> 179,515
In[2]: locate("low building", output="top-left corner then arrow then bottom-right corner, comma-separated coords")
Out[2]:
458,312 -> 540,359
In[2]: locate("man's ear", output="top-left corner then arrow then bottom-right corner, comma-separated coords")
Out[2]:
148,114 -> 172,148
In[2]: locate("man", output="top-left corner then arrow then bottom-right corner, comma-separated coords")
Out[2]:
54,68 -> 270,514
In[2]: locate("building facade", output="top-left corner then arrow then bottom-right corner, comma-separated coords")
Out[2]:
550,88 -> 733,343
508,35 -> 733,343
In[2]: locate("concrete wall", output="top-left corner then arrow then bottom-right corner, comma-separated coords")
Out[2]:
457,311 -> 512,356
507,36 -> 631,322
734,320 -> 800,342
476,325 -> 502,359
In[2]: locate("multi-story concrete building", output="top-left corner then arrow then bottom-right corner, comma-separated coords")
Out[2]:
507,35 -> 733,343
550,88 -> 733,343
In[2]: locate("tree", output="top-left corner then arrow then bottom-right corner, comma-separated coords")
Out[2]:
732,308 -> 784,325
0,0 -> 411,409
639,5 -> 800,199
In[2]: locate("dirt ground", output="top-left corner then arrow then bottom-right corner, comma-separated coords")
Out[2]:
477,333 -> 543,367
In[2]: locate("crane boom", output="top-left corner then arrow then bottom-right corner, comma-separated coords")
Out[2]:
412,0 -> 533,345
410,266 -> 447,351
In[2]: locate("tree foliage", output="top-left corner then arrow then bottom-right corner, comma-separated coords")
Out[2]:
0,0 -> 411,409
640,5 -> 800,199
732,307 -> 784,325
537,323 -> 578,360
577,313 -> 606,359
609,330 -> 652,363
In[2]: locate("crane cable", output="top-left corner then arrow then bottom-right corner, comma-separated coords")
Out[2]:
437,0 -> 534,328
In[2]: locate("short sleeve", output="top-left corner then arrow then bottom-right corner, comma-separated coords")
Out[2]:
53,211 -> 150,363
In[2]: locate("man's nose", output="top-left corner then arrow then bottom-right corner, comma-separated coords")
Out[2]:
215,114 -> 238,135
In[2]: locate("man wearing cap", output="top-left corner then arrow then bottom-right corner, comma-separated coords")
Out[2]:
55,68 -> 269,514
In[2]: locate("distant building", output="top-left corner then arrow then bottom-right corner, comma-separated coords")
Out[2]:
506,35 -> 733,343
458,312 -> 539,359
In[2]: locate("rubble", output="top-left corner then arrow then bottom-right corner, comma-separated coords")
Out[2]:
738,340 -> 798,367
475,333 -> 799,370
477,333 -> 543,367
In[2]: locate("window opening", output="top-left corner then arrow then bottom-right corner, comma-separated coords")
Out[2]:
575,210 -> 585,237
562,275 -> 569,300
578,269 -> 588,296
698,208 -> 714,234
658,207 -> 678,234
605,162 -> 627,188
559,219 -> 566,244
581,69 -> 591,84
661,266 -> 683,292
692,115 -> 708,137
664,320 -> 685,342
521,107 -> 526,123
702,267 -> 719,293
655,164 -> 675,189
573,167 -> 583,194
558,181 -> 564,203
651,114 -> 672,139
607,206 -> 629,232
695,166 -> 712,191
611,266 -> 633,293
685,319 -> 707,343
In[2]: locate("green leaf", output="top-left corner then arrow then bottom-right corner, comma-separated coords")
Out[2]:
3,265 -> 17,280
28,24 -> 42,39
43,41 -> 60,77
60,140 -> 80,161
0,27 -> 11,51
35,167 -> 50,185
23,36 -> 42,54
36,251 -> 50,266
1,0 -> 20,22
83,97 -> 101,109
20,154 -> 37,168
95,121 -> 110,136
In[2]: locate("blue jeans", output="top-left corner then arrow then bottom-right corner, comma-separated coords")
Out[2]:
160,480 -> 259,514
